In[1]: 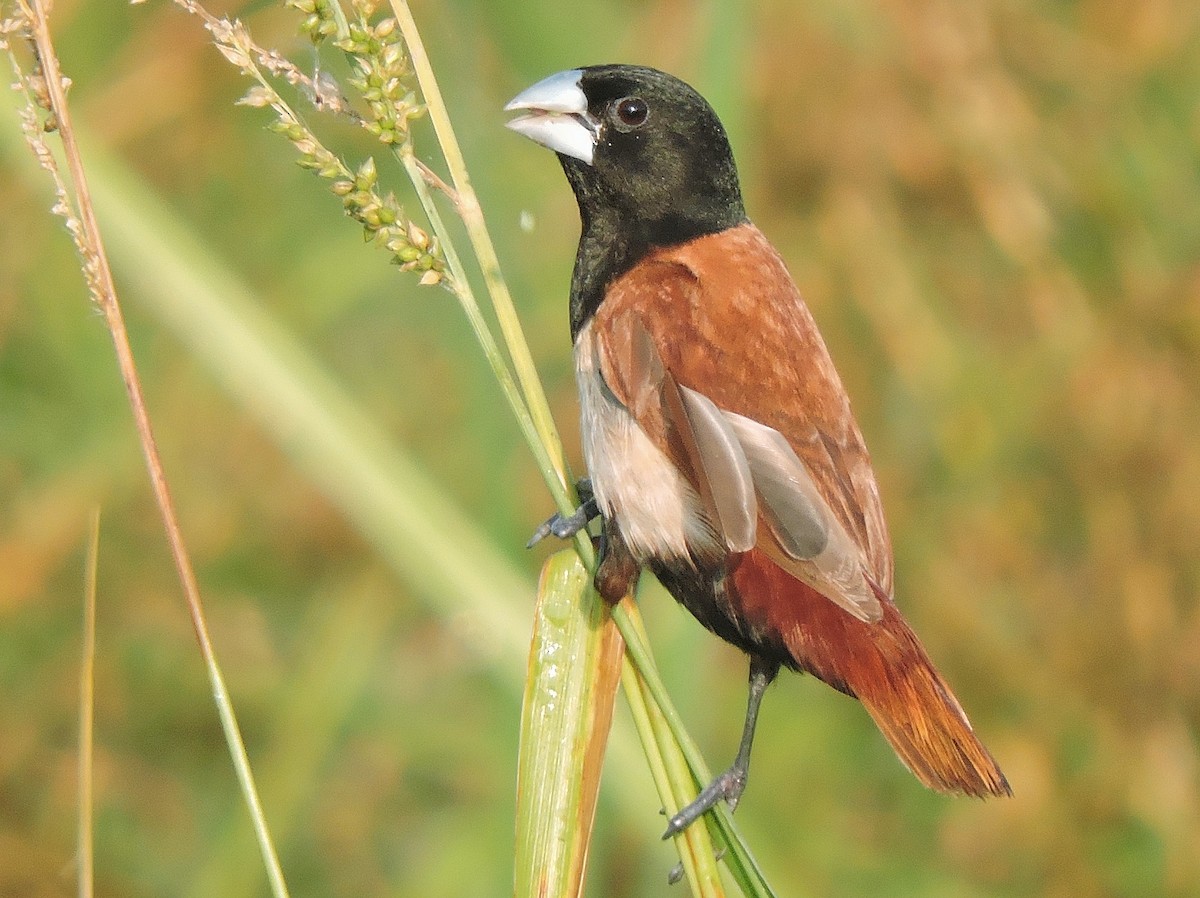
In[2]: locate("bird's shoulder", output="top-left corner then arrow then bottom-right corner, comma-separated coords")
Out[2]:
593,222 -> 850,449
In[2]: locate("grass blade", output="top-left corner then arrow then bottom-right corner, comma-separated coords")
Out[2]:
515,550 -> 623,898
78,508 -> 99,898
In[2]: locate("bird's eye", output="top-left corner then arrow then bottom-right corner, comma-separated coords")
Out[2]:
614,96 -> 649,128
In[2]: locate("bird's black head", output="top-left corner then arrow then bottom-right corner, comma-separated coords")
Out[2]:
507,65 -> 748,334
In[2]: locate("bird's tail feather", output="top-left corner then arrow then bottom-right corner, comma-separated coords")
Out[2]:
846,605 -> 1011,797
733,552 -> 1010,797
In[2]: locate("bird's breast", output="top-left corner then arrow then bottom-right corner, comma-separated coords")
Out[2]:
574,320 -> 716,564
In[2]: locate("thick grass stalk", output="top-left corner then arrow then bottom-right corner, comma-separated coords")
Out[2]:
615,602 -> 776,896
619,654 -> 724,898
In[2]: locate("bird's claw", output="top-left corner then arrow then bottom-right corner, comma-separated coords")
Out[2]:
526,480 -> 599,548
662,767 -> 748,839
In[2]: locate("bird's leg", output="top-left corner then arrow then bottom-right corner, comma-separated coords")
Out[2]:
526,478 -> 598,547
594,514 -> 640,603
663,655 -> 779,838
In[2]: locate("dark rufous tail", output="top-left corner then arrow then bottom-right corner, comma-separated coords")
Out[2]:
732,551 -> 1011,798
845,603 -> 1011,797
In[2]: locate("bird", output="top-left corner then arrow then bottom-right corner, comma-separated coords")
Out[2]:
506,65 -> 1011,837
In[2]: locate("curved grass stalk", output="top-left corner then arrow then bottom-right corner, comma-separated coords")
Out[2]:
7,4 -> 290,896
388,0 -> 570,488
396,144 -> 583,545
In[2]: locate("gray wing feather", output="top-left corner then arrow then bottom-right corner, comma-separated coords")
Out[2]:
677,387 -> 758,553
722,411 -> 883,622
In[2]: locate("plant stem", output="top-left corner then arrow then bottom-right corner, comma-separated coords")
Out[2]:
19,4 -> 290,895
389,0 -> 569,489
397,146 -> 574,522
79,509 -> 99,898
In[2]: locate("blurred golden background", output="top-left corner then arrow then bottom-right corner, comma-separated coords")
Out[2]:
2,0 -> 1198,895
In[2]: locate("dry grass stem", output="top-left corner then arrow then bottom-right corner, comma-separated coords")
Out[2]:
78,509 -> 99,898
5,3 -> 291,896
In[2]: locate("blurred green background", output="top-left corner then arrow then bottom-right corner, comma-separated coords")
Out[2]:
2,0 -> 1199,895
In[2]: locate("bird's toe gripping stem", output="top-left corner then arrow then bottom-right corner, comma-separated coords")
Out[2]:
526,478 -> 599,548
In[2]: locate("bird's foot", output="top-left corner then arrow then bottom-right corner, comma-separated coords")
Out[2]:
526,479 -> 598,548
662,764 -> 749,839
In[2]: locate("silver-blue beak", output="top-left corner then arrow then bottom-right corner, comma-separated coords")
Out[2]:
505,69 -> 598,165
